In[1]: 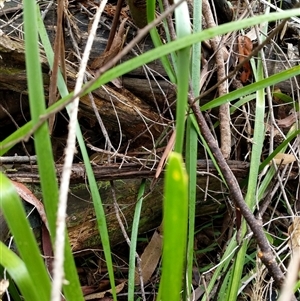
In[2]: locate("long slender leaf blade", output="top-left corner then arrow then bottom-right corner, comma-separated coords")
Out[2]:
185,0 -> 201,294
0,242 -> 41,301
23,3 -> 84,300
158,152 -> 188,301
128,180 -> 146,301
0,173 -> 51,300
174,0 -> 191,154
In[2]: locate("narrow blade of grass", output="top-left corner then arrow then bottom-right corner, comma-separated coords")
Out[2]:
173,0 -> 191,153
0,242 -> 40,301
158,152 -> 188,301
0,172 -> 50,300
226,19 -> 269,300
128,180 -> 146,301
147,0 -> 176,83
23,3 -> 85,299
185,0 -> 202,296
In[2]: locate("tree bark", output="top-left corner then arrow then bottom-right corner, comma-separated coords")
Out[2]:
2,160 -> 250,251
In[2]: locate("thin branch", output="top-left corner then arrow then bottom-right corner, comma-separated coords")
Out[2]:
189,97 -> 286,288
202,0 -> 231,159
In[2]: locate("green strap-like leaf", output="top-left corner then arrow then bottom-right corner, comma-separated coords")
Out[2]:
0,242 -> 40,301
0,173 -> 51,300
158,152 -> 188,301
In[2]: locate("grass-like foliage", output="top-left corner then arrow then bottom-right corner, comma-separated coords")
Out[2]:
1,0 -> 300,300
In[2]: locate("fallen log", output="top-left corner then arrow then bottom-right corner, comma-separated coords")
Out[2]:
1,160 -> 249,250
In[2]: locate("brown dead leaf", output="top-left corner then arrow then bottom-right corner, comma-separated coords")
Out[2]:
84,281 -> 125,300
276,114 -> 297,129
11,180 -> 49,230
237,36 -> 253,83
90,18 -> 127,70
135,225 -> 163,285
104,3 -> 130,19
271,153 -> 296,165
288,217 -> 300,253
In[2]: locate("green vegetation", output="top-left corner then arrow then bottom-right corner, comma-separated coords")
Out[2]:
1,0 -> 300,300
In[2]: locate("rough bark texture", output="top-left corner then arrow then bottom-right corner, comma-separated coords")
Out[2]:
2,160 -> 249,250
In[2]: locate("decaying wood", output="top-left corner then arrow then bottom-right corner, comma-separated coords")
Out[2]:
4,160 -> 250,182
4,160 -> 298,250
0,2 -> 174,149
2,160 -> 250,251
0,34 -> 167,148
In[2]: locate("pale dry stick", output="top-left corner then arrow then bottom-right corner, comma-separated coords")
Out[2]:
95,75 -> 163,163
130,45 -> 164,119
141,63 -> 163,117
278,250 -> 300,301
258,164 -> 293,233
134,107 -> 157,156
279,217 -> 300,301
274,163 -> 295,215
50,1 -> 107,300
88,144 -> 157,165
256,180 -> 281,221
0,3 -> 22,16
260,0 -> 300,23
202,0 -> 231,159
0,9 -> 23,30
202,140 -> 210,203
162,0 -> 177,41
6,21 -> 24,42
41,0 -> 55,20
0,155 -> 37,163
65,16 -> 81,56
154,130 -> 175,179
140,61 -> 175,121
